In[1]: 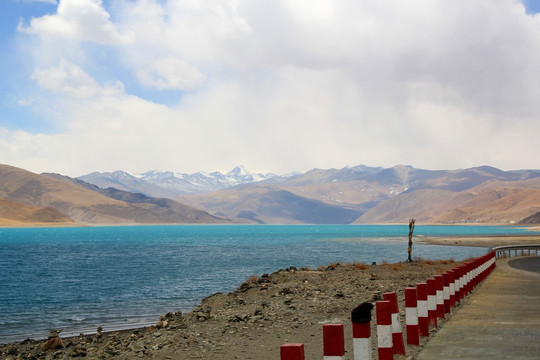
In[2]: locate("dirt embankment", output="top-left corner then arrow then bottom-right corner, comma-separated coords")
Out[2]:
1,259 -> 469,360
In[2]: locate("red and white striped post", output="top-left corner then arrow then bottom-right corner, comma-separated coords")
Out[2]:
453,267 -> 462,303
469,261 -> 475,293
468,260 -> 474,290
448,270 -> 456,308
462,263 -> 470,297
351,302 -> 373,360
476,256 -> 483,283
417,283 -> 429,337
490,251 -> 496,272
469,260 -> 475,292
426,278 -> 437,327
383,292 -> 405,355
470,259 -> 478,290
442,272 -> 450,314
434,275 -> 445,319
323,324 -> 345,360
483,253 -> 495,280
281,343 -> 305,360
376,300 -> 393,360
480,254 -> 488,281
405,287 -> 419,346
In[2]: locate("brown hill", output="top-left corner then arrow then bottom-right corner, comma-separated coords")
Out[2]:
4,163 -> 539,225
519,211 -> 540,224
0,198 -> 74,226
356,178 -> 540,224
0,164 -> 228,225
183,165 -> 540,225
181,184 -> 362,224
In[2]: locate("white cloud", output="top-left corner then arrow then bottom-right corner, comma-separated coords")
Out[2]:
137,56 -> 205,90
5,0 -> 540,176
20,0 -> 134,45
31,58 -> 124,98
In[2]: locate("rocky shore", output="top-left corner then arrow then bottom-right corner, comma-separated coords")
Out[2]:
1,258 -> 471,360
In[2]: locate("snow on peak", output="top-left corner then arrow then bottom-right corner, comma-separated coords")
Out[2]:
110,166 -> 277,195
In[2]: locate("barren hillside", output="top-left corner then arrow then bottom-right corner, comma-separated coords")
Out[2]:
0,198 -> 74,226
356,178 -> 540,224
0,164 -> 228,225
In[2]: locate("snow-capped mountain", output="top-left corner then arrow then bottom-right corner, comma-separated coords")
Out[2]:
78,166 -> 280,198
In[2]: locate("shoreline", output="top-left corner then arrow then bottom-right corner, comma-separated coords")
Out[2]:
1,222 -> 539,229
2,234 -> 539,359
1,258 -> 469,359
417,233 -> 540,248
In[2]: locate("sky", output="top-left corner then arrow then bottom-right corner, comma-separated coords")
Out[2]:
1,0 -> 540,177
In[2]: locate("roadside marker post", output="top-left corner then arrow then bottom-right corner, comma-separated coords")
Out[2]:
463,263 -> 471,296
405,287 -> 419,346
351,302 -> 373,360
376,300 -> 393,360
434,275 -> 445,319
454,267 -> 462,303
426,278 -> 438,327
442,272 -> 450,314
281,343 -> 305,360
448,270 -> 456,308
416,283 -> 429,337
322,324 -> 345,360
383,292 -> 405,355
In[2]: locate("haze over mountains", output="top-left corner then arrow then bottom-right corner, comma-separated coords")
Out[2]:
1,163 -> 539,226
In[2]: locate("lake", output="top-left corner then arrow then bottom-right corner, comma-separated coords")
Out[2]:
0,224 -> 534,343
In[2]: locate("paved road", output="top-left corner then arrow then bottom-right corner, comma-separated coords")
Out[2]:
417,256 -> 540,360
509,256 -> 540,273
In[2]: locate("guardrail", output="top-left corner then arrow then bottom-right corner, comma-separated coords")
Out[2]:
280,252 -> 497,360
491,245 -> 540,259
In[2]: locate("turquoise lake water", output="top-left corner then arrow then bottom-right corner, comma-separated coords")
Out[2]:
0,224 -> 536,343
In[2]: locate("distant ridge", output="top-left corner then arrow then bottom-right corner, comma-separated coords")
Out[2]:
78,166 -> 279,198
180,165 -> 540,225
2,163 -> 540,225
0,164 -> 230,225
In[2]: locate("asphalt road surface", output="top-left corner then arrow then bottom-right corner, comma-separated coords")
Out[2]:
508,256 -> 540,273
418,257 -> 540,359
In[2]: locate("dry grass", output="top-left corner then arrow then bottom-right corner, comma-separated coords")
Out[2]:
392,263 -> 403,271
246,275 -> 259,282
438,259 -> 456,265
352,262 -> 370,270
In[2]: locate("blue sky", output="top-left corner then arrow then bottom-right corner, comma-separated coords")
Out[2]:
524,0 -> 540,14
1,0 -> 540,177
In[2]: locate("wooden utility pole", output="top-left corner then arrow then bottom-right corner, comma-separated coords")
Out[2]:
407,218 -> 416,263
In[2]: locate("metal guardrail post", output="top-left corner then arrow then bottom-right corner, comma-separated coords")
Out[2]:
490,245 -> 540,260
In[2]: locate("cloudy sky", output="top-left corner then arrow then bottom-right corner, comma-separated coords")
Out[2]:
1,0 -> 540,177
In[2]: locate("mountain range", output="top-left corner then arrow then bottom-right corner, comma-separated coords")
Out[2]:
1,163 -> 539,226
0,164 -> 228,226
77,166 -> 280,198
